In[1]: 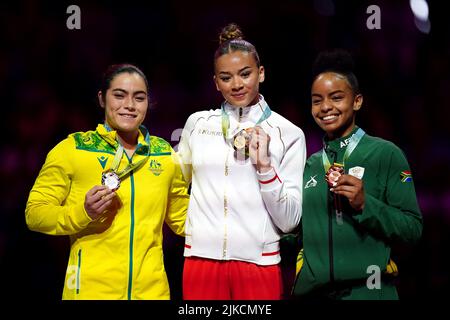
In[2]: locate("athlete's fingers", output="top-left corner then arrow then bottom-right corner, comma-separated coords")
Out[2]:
86,185 -> 108,197
334,174 -> 361,187
331,185 -> 357,193
97,199 -> 114,215
90,191 -> 116,210
89,188 -> 113,204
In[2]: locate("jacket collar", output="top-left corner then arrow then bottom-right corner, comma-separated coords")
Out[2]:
323,125 -> 360,153
223,94 -> 268,124
96,123 -> 150,149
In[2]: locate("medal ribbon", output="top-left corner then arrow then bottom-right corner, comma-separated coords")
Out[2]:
221,101 -> 272,141
321,128 -> 365,225
321,128 -> 365,172
109,143 -> 150,179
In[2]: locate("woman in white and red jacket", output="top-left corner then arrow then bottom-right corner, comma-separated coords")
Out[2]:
178,23 -> 306,300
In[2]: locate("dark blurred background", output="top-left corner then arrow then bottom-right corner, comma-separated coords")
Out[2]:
0,0 -> 448,300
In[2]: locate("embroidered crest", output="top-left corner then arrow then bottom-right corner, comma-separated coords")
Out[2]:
349,166 -> 365,179
149,159 -> 164,176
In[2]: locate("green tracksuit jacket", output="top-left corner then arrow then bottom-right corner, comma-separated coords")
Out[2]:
293,126 -> 422,300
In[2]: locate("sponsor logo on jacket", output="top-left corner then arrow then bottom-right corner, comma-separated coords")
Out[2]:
305,175 -> 317,188
197,128 -> 223,136
97,156 -> 108,169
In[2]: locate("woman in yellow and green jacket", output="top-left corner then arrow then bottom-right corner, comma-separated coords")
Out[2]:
26,64 -> 189,300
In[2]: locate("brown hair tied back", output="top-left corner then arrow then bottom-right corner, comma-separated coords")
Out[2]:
214,23 -> 260,67
219,23 -> 244,44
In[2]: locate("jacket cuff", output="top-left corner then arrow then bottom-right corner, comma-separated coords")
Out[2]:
72,202 -> 93,229
257,167 -> 282,191
351,193 -> 379,224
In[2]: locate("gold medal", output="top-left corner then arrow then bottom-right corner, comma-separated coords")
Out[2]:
233,133 -> 247,150
233,129 -> 250,156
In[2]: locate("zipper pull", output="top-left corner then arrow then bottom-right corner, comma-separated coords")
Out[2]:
239,107 -> 243,121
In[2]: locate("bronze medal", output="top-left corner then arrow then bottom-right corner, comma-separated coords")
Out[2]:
326,164 -> 344,187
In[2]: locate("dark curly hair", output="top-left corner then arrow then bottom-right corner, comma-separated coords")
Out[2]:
312,49 -> 360,94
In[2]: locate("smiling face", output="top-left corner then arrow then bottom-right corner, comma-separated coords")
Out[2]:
98,72 -> 148,134
214,50 -> 264,107
311,72 -> 363,139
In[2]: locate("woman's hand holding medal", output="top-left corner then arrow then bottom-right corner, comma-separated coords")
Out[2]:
247,126 -> 272,173
329,173 -> 365,211
84,185 -> 117,220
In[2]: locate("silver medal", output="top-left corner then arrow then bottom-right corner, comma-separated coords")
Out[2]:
101,171 -> 120,191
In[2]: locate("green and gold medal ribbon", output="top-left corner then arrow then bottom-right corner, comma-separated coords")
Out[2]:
109,143 -> 150,179
321,128 -> 366,172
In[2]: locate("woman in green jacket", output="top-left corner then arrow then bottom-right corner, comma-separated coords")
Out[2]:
292,49 -> 422,300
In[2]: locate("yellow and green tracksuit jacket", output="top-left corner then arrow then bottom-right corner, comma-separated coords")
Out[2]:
26,124 -> 189,300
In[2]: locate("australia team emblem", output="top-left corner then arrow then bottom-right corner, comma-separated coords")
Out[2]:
149,159 -> 164,176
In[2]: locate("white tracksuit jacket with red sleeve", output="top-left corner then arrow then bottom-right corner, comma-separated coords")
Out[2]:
178,96 -> 306,265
